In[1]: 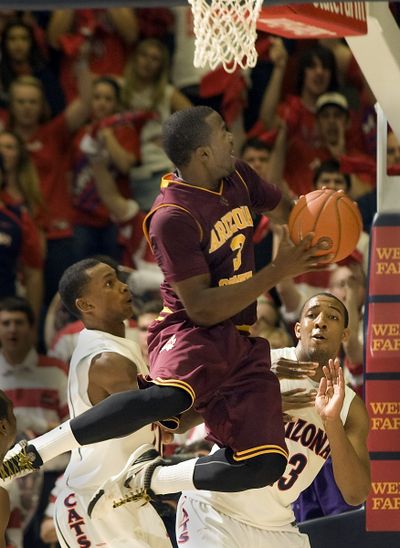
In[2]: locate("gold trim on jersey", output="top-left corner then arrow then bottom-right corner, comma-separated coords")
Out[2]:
143,204 -> 203,248
154,307 -> 174,322
233,444 -> 289,462
160,173 -> 224,195
152,377 -> 196,406
236,325 -> 251,333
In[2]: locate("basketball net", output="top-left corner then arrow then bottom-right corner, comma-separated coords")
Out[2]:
188,0 -> 264,73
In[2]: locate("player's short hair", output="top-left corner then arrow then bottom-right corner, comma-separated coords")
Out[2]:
0,296 -> 35,326
59,258 -> 104,319
300,292 -> 349,328
313,159 -> 351,192
162,106 -> 215,167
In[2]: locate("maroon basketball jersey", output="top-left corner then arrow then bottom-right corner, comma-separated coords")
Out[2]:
144,159 -> 281,329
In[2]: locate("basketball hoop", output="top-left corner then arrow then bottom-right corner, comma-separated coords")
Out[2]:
188,0 -> 264,73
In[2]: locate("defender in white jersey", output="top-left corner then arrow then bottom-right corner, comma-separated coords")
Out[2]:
52,258 -> 171,548
176,293 -> 371,547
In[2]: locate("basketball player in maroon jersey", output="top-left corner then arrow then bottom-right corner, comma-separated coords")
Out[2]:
1,107 -> 331,514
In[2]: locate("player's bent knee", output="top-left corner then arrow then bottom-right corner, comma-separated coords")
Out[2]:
245,453 -> 287,489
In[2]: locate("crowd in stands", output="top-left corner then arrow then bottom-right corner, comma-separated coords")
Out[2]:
0,5 -> 400,548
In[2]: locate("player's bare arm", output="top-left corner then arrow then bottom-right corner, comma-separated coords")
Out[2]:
172,230 -> 331,326
88,352 -> 139,405
316,359 -> 371,506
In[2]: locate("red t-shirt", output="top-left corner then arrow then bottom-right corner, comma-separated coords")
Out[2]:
285,137 -> 375,198
71,124 -> 140,227
279,94 -> 367,154
60,9 -> 132,102
25,114 -> 73,240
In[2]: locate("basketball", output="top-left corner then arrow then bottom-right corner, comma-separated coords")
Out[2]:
288,189 -> 363,264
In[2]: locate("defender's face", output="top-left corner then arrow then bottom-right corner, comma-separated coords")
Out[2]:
295,295 -> 348,363
81,263 -> 133,322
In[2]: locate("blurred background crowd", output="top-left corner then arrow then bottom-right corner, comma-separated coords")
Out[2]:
1,4 -> 400,547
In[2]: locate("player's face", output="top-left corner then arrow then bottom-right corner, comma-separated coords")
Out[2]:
295,295 -> 349,364
205,112 -> 235,178
242,147 -> 270,179
91,82 -> 119,121
0,311 -> 33,356
317,106 -> 348,145
81,263 -> 133,322
303,57 -> 331,97
315,171 -> 348,192
0,392 -> 17,460
10,84 -> 43,127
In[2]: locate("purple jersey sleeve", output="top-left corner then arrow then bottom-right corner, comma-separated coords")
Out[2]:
235,159 -> 282,214
149,206 -> 210,283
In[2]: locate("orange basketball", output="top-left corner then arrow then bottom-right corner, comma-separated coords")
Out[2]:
288,189 -> 363,264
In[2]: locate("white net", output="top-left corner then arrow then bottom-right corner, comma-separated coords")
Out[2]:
188,0 -> 264,73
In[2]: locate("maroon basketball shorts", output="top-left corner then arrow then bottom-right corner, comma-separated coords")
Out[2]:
147,319 -> 287,462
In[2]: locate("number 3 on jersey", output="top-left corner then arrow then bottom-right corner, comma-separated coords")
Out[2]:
230,234 -> 245,271
278,453 -> 307,491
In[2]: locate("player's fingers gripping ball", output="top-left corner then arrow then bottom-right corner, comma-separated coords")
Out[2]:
288,189 -> 362,264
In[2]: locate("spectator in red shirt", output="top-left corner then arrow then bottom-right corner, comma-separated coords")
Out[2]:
0,129 -> 46,238
260,44 -> 338,147
285,92 -> 375,198
0,189 -> 43,321
0,19 -> 65,116
47,8 -> 139,102
70,76 -> 140,262
7,52 -> 92,306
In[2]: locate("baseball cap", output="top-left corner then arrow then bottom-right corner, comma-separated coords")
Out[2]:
316,92 -> 349,113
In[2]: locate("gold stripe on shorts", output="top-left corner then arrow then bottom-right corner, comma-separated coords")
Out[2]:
152,377 -> 195,406
233,444 -> 289,462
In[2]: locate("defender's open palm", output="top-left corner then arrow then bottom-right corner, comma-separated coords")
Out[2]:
315,359 -> 345,422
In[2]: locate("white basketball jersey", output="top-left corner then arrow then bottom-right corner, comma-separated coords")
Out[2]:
186,347 -> 356,530
64,329 -> 160,492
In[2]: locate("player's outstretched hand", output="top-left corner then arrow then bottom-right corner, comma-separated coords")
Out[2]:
315,358 -> 345,422
282,388 -> 317,413
272,225 -> 333,279
271,357 -> 318,379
